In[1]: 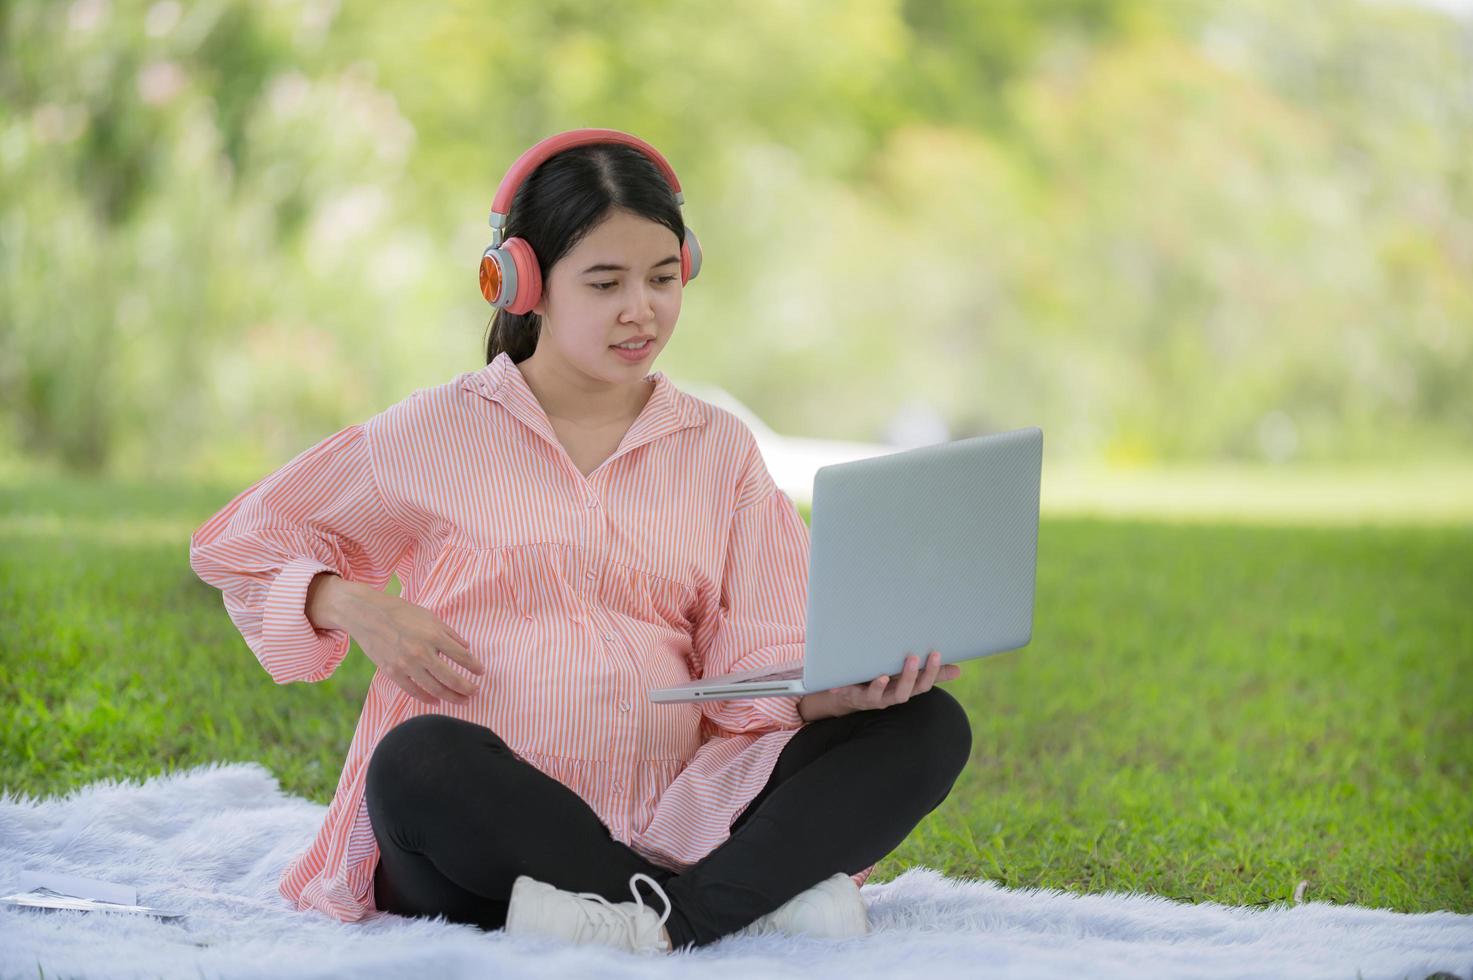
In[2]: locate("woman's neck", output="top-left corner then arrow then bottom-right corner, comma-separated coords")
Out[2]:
516,351 -> 652,428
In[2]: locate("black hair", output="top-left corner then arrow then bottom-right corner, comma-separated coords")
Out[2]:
484,143 -> 686,364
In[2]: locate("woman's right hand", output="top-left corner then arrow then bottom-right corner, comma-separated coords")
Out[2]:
308,573 -> 485,706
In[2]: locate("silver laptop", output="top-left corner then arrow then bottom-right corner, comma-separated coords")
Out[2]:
648,426 -> 1042,703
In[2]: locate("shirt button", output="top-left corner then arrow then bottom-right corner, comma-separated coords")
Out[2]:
602,632 -> 615,641
619,700 -> 631,711
522,614 -> 534,622
586,498 -> 597,508
585,570 -> 595,579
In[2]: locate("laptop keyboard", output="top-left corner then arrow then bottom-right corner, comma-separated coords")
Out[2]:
740,665 -> 804,683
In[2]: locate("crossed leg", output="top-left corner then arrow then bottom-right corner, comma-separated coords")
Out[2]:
366,687 -> 972,949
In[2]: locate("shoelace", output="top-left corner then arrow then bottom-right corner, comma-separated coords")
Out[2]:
569,872 -> 673,951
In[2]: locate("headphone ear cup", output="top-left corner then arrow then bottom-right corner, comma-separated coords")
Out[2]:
500,237 -> 543,315
681,227 -> 702,284
480,247 -> 512,306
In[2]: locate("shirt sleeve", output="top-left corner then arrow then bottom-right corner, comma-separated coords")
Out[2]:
187,420 -> 416,685
691,470 -> 811,735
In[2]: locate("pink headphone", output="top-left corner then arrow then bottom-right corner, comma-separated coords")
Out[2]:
479,128 -> 703,315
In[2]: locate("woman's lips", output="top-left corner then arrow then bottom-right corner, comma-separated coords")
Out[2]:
610,339 -> 654,360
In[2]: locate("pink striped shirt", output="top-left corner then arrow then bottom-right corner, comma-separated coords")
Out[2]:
188,351 -> 876,922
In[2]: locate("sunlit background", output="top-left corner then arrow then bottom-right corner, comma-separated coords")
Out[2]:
4,1 -> 1472,924
2,0 -> 1471,522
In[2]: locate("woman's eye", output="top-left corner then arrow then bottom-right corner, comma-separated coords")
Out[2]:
591,276 -> 678,291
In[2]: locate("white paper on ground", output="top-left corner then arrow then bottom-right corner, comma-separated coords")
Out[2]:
0,889 -> 187,919
1,871 -> 186,919
13,870 -> 136,905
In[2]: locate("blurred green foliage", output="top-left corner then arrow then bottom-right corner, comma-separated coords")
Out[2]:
1,0 -> 1469,480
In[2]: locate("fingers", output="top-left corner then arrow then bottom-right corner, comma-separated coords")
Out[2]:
440,625 -> 484,674
415,663 -> 476,704
874,650 -> 945,709
428,621 -> 484,704
913,650 -> 942,695
396,673 -> 438,706
891,653 -> 922,703
829,650 -> 955,717
396,667 -> 472,707
407,626 -> 483,704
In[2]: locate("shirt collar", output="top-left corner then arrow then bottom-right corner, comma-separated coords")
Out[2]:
458,351 -> 706,462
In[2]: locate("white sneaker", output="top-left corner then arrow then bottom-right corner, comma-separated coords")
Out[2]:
740,872 -> 870,939
505,871 -> 673,954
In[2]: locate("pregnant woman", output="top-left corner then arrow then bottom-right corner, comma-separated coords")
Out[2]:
189,128 -> 972,954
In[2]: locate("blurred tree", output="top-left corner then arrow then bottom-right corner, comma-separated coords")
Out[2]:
0,0 -> 1467,479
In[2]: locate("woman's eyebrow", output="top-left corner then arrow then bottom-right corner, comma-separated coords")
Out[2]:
579,255 -> 681,274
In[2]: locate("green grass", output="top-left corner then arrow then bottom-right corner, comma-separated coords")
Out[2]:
2,476 -> 1469,915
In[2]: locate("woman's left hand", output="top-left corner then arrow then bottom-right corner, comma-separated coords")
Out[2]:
797,650 -> 961,722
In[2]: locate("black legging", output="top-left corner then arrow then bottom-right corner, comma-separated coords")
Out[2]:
365,686 -> 972,949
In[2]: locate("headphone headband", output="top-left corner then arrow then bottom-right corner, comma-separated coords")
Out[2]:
487,128 -> 685,245
479,128 -> 702,312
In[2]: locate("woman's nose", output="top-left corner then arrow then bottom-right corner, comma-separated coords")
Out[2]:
622,285 -> 655,321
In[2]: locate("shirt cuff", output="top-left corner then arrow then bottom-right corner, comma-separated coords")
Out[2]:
747,641 -> 807,730
261,558 -> 349,680
752,691 -> 806,730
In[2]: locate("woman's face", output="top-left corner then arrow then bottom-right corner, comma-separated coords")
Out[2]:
531,208 -> 683,383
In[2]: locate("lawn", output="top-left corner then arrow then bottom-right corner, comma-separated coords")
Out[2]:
1,476 -> 1469,914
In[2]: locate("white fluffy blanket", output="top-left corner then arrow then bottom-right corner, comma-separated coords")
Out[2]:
1,762 -> 1469,980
